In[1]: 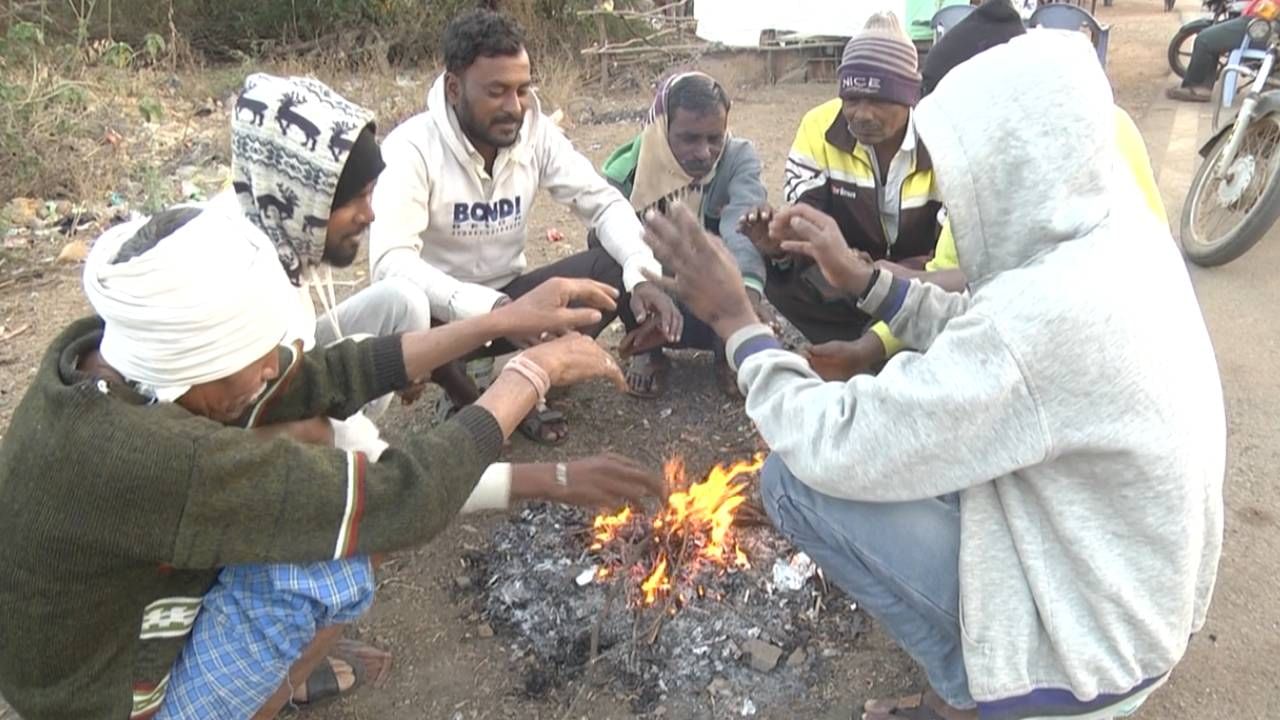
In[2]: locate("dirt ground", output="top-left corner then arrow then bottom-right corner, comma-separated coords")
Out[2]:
8,1 -> 1274,718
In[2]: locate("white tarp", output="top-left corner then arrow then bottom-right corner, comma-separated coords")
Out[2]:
693,0 -> 908,47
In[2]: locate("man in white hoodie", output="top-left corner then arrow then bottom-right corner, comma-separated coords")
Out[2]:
641,31 -> 1224,720
369,9 -> 681,444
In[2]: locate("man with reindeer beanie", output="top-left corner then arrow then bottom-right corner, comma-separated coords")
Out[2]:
740,13 -> 941,351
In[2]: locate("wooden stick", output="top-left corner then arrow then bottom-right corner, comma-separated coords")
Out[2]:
592,26 -> 676,52
594,12 -> 609,92
577,0 -> 691,20
583,43 -> 718,57
0,324 -> 31,343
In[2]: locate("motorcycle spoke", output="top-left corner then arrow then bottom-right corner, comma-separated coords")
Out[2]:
1190,116 -> 1280,248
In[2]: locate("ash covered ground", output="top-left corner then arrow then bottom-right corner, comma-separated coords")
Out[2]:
470,501 -> 865,718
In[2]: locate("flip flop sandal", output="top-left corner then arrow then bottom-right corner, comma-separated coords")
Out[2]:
517,406 -> 568,446
625,354 -> 670,400
862,692 -> 971,720
333,639 -> 392,689
293,654 -> 365,707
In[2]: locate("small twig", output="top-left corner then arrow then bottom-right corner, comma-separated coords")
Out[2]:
0,324 -> 31,343
375,576 -> 426,593
589,539 -> 633,670
577,0 -> 692,20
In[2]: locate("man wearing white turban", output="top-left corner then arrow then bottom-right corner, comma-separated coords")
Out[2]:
0,210 -> 662,720
80,74 -> 655,718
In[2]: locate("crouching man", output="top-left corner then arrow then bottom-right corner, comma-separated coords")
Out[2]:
641,31 -> 1224,720
0,216 -> 660,719
596,70 -> 771,398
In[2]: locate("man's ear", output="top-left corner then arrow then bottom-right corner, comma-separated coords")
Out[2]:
444,72 -> 462,105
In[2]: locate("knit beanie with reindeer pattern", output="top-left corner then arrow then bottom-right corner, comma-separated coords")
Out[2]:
230,73 -> 378,284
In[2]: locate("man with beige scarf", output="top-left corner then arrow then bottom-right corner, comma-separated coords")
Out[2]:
596,71 -> 770,398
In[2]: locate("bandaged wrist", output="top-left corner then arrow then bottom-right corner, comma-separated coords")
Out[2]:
502,353 -> 551,404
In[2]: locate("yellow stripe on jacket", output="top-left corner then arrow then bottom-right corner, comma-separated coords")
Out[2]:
869,106 -> 1167,357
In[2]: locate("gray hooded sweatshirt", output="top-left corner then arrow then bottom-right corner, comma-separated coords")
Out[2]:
735,31 -> 1225,702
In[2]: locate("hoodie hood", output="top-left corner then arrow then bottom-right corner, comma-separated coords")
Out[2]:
230,73 -> 376,283
913,31 -> 1128,284
425,73 -> 542,172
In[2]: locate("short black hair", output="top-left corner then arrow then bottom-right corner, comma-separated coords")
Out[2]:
443,9 -> 527,74
666,75 -> 730,123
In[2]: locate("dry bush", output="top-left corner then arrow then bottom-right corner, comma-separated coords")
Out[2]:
533,50 -> 585,115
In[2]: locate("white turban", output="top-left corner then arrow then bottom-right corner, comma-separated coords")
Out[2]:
83,204 -> 294,402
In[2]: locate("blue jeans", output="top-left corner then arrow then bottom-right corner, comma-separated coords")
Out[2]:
760,454 -> 974,709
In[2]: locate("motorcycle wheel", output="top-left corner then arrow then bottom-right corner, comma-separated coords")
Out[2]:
1169,19 -> 1213,78
1181,113 -> 1280,267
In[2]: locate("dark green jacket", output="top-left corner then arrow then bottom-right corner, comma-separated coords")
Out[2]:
0,317 -> 502,719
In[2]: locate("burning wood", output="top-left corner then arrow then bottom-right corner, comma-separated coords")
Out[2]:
588,454 -> 766,610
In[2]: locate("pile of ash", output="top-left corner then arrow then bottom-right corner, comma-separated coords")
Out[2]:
470,501 -> 865,717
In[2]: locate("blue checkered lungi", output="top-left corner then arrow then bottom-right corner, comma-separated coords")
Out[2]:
156,557 -> 375,719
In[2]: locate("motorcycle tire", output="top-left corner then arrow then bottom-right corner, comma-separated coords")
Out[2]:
1169,19 -> 1213,78
1181,113 -> 1280,267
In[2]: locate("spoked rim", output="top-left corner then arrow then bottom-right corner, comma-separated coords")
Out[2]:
1175,36 -> 1195,74
1186,114 -> 1280,251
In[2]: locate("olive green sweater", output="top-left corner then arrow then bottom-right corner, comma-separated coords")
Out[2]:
0,316 -> 502,719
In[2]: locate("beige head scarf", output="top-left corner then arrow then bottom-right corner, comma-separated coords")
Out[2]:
629,71 -> 730,220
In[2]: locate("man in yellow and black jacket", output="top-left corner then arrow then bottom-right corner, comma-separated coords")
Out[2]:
802,0 -> 1171,381
768,12 -> 940,345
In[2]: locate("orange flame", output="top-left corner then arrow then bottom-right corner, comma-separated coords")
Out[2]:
589,506 -> 631,551
641,553 -> 670,604
589,454 -> 766,607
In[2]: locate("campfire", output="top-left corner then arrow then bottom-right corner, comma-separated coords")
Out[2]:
475,453 -> 865,716
589,455 -> 764,611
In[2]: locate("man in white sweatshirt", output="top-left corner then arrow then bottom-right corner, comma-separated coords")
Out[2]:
641,31 -> 1224,720
369,9 -> 681,444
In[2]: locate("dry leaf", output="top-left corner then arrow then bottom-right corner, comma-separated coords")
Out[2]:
57,240 -> 89,264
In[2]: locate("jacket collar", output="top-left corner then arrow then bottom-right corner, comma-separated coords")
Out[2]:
823,103 -> 933,173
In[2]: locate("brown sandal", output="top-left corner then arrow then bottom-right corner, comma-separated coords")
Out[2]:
624,351 -> 670,400
1165,86 -> 1211,103
862,690 -> 977,720
332,639 -> 392,688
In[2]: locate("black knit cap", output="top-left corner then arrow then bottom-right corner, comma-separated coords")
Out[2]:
922,0 -> 1027,95
331,125 -> 386,210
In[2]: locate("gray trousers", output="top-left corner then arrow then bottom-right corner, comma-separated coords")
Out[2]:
313,277 -> 432,347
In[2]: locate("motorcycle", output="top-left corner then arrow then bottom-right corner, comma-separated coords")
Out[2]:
1181,0 -> 1280,266
1169,0 -> 1248,77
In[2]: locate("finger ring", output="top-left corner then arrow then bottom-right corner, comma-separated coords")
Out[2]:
539,331 -> 550,341
555,462 -> 569,487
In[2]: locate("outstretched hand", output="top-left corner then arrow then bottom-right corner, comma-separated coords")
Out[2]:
641,204 -> 758,339
552,453 -> 667,508
739,205 -> 784,259
769,204 -> 875,297
497,277 -> 618,347
630,282 -> 683,346
521,332 -> 627,392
